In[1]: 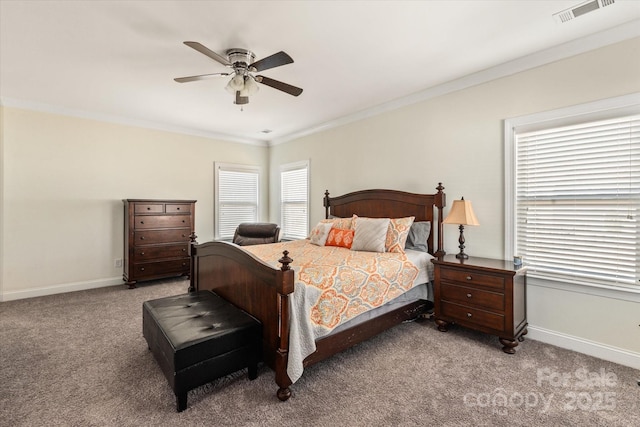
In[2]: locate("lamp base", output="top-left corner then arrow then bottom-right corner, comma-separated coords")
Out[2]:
456,225 -> 469,259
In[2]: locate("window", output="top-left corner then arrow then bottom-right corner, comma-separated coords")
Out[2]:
505,95 -> 640,290
280,160 -> 309,240
215,163 -> 259,240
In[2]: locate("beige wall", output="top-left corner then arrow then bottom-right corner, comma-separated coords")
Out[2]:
1,37 -> 638,366
269,37 -> 640,362
1,107 -> 268,298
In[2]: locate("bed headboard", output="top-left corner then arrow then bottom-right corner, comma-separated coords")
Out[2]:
323,184 -> 446,257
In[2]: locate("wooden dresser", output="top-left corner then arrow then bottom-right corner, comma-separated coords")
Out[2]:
123,199 -> 196,288
432,255 -> 527,353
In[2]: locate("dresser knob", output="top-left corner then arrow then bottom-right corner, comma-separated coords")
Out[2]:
140,267 -> 145,271
140,252 -> 145,256
140,237 -> 145,240
177,207 -> 180,210
182,234 -> 186,237
146,207 -> 150,210
182,220 -> 185,223
467,293 -> 472,298
140,221 -> 144,224
467,312 -> 472,318
182,263 -> 186,266
182,248 -> 186,252
466,276 -> 472,280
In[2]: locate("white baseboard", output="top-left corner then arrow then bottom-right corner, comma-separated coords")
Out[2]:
0,277 -> 124,302
528,325 -> 640,370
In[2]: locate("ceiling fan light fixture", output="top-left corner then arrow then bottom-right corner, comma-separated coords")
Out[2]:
243,76 -> 259,96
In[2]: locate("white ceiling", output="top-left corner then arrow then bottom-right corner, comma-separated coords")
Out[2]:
1,1 -> 639,145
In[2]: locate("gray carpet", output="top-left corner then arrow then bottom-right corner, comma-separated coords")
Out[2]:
1,278 -> 638,426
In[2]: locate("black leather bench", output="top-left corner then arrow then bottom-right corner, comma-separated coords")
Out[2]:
143,291 -> 262,412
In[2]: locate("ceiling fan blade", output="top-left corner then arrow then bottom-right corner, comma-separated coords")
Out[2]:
174,72 -> 229,83
250,51 -> 293,72
183,41 -> 231,66
255,75 -> 303,96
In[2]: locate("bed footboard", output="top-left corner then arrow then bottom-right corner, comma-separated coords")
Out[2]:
189,240 -> 295,400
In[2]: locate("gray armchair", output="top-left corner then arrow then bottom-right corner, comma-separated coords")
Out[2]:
232,223 -> 281,246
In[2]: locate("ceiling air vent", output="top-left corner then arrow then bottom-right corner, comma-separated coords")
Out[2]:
553,0 -> 615,23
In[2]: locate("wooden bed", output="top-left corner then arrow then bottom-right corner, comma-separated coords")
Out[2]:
188,184 -> 446,400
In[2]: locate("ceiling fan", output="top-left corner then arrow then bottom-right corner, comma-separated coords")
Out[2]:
174,41 -> 303,106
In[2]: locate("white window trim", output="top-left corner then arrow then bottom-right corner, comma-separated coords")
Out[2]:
280,160 -> 310,240
214,162 -> 260,240
504,92 -> 640,298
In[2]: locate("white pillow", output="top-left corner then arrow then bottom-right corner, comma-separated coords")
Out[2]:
309,222 -> 334,246
351,217 -> 390,252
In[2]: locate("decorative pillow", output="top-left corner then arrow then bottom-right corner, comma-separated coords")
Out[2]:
405,221 -> 431,253
385,216 -> 415,253
325,227 -> 354,249
309,222 -> 334,246
351,217 -> 390,252
320,215 -> 354,230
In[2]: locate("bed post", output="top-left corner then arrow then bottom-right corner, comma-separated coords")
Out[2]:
276,250 -> 295,401
324,190 -> 330,219
187,232 -> 198,293
434,183 -> 446,258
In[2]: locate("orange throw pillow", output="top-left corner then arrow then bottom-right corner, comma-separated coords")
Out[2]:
325,227 -> 354,249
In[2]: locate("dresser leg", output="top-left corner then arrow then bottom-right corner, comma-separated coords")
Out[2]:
435,319 -> 449,332
125,280 -> 137,289
517,328 -> 528,342
499,337 -> 518,354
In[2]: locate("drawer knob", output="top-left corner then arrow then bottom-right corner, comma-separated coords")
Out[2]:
140,237 -> 145,240
182,263 -> 186,266
146,207 -> 150,210
140,252 -> 145,256
140,221 -> 144,224
182,234 -> 186,237
466,275 -> 472,281
467,312 -> 472,318
182,220 -> 186,223
182,248 -> 186,252
466,293 -> 472,298
177,207 -> 180,210
140,267 -> 145,271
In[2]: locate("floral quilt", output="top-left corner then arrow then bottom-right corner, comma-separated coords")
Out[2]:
244,239 -> 419,333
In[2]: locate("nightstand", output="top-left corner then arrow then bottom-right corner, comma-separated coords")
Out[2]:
432,255 -> 527,354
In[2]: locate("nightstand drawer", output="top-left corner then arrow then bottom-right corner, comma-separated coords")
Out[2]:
440,267 -> 505,291
440,301 -> 505,331
441,283 -> 504,311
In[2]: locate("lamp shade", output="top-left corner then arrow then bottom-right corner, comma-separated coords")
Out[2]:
443,197 -> 479,226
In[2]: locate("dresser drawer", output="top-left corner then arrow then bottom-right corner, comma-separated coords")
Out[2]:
134,215 -> 191,229
441,283 -> 504,312
166,204 -> 191,214
134,203 -> 164,214
132,259 -> 190,278
134,244 -> 189,260
440,301 -> 505,332
440,267 -> 505,291
134,229 -> 191,245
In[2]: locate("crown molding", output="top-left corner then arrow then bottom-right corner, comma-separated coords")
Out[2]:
269,19 -> 640,146
0,97 -> 268,147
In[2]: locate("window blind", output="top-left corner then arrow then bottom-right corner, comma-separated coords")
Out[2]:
217,167 -> 259,240
515,114 -> 640,288
281,163 -> 309,240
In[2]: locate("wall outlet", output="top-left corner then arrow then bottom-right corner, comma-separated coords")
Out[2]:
114,258 -> 123,268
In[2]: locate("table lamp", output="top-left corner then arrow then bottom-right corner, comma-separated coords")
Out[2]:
443,197 -> 480,259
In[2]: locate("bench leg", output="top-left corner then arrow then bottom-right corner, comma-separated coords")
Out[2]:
176,393 -> 187,412
248,362 -> 258,380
